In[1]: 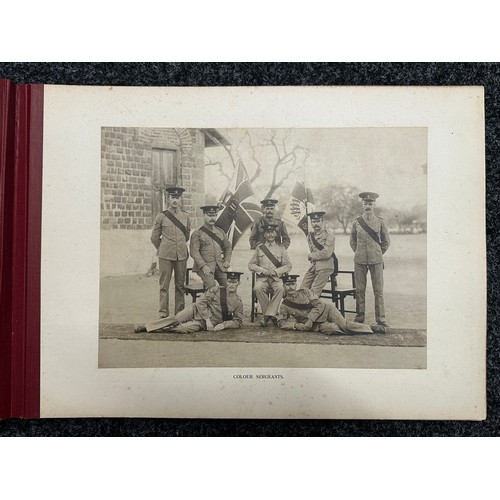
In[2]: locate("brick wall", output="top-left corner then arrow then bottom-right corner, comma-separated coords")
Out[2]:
101,127 -> 206,230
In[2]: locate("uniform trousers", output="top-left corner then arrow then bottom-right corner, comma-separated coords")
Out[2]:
159,258 -> 187,316
254,278 -> 284,318
168,304 -> 206,333
196,267 -> 227,289
313,306 -> 373,335
309,302 -> 346,333
354,263 -> 385,322
300,267 -> 333,296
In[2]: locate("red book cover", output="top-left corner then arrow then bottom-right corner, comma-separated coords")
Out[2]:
0,79 -> 43,418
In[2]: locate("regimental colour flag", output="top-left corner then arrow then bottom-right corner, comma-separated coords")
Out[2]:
282,181 -> 315,236
215,161 -> 262,249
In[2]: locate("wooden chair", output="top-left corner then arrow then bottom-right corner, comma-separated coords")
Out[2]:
320,270 -> 356,317
184,267 -> 205,303
250,272 -> 274,323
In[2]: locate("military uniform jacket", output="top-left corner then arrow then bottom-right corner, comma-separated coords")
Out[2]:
193,285 -> 243,328
248,242 -> 292,282
190,224 -> 232,273
151,208 -> 191,261
249,216 -> 291,249
307,228 -> 335,271
277,289 -> 329,326
350,214 -> 390,265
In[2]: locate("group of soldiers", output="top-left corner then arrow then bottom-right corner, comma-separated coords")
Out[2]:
135,187 -> 390,335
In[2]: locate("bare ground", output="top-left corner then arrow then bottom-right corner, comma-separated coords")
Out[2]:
98,234 -> 426,368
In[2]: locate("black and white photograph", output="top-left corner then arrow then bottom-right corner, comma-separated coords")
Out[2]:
98,126 -> 427,369
38,84 -> 483,419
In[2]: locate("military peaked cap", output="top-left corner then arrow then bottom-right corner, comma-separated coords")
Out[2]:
166,187 -> 185,197
260,198 -> 278,207
359,192 -> 379,201
282,274 -> 300,283
200,205 -> 220,215
308,211 -> 326,220
226,271 -> 244,281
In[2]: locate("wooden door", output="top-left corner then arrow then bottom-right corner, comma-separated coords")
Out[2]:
152,148 -> 177,216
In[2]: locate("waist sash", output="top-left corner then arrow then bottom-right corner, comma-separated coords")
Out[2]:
200,225 -> 225,249
310,232 -> 338,273
356,216 -> 381,246
282,299 -> 313,311
259,244 -> 282,268
219,286 -> 233,321
163,210 -> 189,240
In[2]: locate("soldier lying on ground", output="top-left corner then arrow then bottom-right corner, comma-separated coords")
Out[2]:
134,272 -> 244,333
277,275 -> 385,334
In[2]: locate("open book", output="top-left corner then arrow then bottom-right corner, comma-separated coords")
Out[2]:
0,81 -> 486,419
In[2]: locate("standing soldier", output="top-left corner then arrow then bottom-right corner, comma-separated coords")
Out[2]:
134,271 -> 245,333
301,211 -> 337,295
249,198 -> 291,250
151,186 -> 191,318
350,192 -> 391,327
248,223 -> 292,326
190,205 -> 232,288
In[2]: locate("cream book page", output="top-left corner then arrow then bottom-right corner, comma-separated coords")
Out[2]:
40,85 -> 485,419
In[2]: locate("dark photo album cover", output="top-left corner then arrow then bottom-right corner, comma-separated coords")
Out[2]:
0,82 -> 486,419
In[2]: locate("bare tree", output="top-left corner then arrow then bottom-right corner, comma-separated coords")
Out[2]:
317,184 -> 360,233
261,130 -> 309,198
203,129 -> 310,198
204,153 -> 231,181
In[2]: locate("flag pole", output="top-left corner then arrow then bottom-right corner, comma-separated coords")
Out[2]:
302,163 -> 309,234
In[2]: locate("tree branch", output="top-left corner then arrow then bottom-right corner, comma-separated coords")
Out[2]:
245,131 -> 263,184
204,129 -> 237,170
204,154 -> 231,180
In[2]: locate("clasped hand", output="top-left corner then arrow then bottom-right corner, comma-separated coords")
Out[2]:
295,319 -> 313,331
202,265 -> 212,276
263,268 -> 278,277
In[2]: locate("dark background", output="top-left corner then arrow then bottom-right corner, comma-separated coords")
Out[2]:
0,62 -> 497,436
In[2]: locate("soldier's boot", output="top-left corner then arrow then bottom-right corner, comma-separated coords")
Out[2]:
354,314 -> 365,323
371,324 -> 386,334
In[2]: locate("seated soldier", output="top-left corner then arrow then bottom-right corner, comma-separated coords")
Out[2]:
277,274 -> 382,335
134,272 -> 244,333
248,223 -> 292,327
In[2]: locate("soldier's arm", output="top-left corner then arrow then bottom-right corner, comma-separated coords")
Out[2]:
281,221 -> 291,249
380,220 -> 390,254
277,304 -> 294,329
275,248 -> 292,276
189,230 -> 207,269
249,223 -> 259,250
151,213 -> 163,249
223,299 -> 243,329
305,290 -> 325,323
309,230 -> 335,261
248,248 -> 268,274
349,221 -> 357,252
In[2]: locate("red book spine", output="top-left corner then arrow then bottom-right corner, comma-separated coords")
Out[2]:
0,80 -> 43,418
